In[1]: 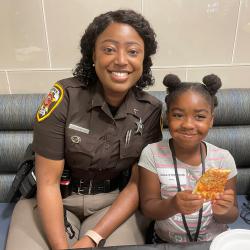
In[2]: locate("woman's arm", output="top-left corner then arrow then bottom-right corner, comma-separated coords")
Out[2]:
212,176 -> 239,224
36,153 -> 68,250
72,163 -> 139,248
139,167 -> 204,220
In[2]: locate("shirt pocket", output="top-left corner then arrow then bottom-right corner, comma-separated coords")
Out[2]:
115,134 -> 144,172
120,133 -> 144,159
65,129 -> 97,170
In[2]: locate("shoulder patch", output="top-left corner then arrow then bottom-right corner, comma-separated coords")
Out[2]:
36,83 -> 64,122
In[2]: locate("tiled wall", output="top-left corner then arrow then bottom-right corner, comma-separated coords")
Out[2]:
0,0 -> 249,94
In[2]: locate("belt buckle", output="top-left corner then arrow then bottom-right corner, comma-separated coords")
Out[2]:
77,179 -> 93,195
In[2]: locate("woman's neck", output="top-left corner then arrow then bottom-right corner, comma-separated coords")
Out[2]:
173,140 -> 202,166
105,94 -> 126,107
102,87 -> 128,107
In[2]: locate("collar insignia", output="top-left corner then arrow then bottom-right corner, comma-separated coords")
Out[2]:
133,108 -> 139,115
135,117 -> 143,136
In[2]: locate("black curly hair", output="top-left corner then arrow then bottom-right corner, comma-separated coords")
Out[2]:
73,9 -> 157,89
163,74 -> 222,111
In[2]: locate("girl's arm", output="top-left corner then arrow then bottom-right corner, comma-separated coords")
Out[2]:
36,154 -> 68,250
139,167 -> 203,220
212,176 -> 239,223
72,163 -> 140,248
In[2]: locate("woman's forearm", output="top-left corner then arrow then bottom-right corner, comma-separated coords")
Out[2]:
92,166 -> 139,238
37,185 -> 68,250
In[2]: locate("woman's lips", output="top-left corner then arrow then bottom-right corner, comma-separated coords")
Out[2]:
110,71 -> 129,82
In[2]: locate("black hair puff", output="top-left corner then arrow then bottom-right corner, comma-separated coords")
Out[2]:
163,74 -> 181,93
202,74 -> 222,96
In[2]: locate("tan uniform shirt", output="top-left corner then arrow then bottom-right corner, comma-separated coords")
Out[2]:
32,77 -> 162,181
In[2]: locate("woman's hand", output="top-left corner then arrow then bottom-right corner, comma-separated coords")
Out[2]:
212,189 -> 235,215
174,190 -> 204,215
72,236 -> 96,249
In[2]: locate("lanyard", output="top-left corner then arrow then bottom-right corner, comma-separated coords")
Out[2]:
169,139 -> 205,242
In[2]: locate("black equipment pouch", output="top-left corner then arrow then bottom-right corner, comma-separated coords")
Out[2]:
60,168 -> 72,199
7,144 -> 35,202
7,144 -> 76,237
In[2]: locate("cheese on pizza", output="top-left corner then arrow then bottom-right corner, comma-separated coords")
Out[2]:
193,168 -> 231,200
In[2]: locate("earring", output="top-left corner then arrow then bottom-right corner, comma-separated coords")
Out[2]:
92,63 -> 95,67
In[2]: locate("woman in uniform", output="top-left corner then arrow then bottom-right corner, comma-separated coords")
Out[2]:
6,9 -> 162,250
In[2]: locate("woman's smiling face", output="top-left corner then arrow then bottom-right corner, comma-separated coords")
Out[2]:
93,22 -> 144,101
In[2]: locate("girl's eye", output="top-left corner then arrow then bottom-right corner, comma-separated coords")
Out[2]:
196,114 -> 206,120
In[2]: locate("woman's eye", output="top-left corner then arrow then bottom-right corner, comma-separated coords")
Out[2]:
128,49 -> 138,56
173,113 -> 183,118
103,47 -> 115,54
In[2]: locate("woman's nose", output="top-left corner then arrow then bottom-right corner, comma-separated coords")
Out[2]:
114,50 -> 128,65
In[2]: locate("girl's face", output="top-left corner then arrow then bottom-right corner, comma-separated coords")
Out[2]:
167,90 -> 214,149
93,22 -> 144,103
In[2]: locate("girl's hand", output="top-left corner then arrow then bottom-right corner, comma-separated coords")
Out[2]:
174,190 -> 204,215
212,189 -> 235,215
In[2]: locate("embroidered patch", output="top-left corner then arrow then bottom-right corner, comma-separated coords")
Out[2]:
36,83 -> 64,122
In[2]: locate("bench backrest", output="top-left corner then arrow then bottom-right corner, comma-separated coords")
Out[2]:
0,89 -> 250,201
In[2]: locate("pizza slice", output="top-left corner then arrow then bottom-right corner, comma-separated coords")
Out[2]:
193,168 -> 231,200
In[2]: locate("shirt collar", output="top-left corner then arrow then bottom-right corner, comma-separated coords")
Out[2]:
87,84 -> 149,120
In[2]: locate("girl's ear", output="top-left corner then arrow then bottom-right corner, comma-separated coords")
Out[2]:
210,113 -> 214,128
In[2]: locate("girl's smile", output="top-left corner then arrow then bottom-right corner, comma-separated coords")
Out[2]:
167,90 -> 214,149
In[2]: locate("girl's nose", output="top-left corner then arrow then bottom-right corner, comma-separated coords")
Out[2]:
181,117 -> 195,129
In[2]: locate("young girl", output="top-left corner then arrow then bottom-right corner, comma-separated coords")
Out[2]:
138,74 -> 238,243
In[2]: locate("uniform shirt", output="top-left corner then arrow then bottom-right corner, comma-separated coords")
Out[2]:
138,140 -> 237,243
32,77 -> 162,180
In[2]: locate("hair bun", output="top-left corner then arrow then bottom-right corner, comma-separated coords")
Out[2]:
202,74 -> 222,95
163,74 -> 181,88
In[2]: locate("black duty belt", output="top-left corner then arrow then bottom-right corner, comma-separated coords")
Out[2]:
72,178 -> 119,195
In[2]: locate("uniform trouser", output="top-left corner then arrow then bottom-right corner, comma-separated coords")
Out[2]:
6,189 -> 150,250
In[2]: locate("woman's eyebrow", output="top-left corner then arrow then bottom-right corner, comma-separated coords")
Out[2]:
101,39 -> 143,46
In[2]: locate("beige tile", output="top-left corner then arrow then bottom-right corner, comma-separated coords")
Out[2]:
8,70 -> 72,94
233,0 -> 250,63
187,65 -> 250,88
0,72 -> 10,94
0,0 -> 49,69
144,0 -> 239,66
44,0 -> 141,68
150,68 -> 187,91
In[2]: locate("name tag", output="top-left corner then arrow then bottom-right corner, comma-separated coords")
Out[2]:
163,168 -> 187,186
69,123 -> 89,134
